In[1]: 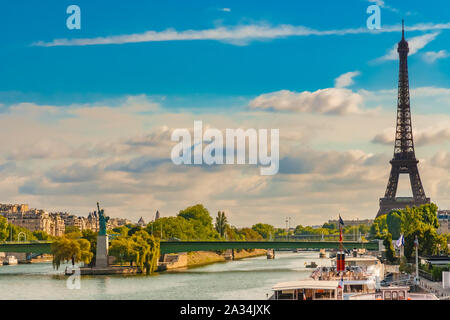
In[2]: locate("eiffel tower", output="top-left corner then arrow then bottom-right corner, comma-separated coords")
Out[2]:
377,21 -> 430,217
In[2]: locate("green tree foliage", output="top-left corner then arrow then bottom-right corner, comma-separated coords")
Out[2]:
386,211 -> 402,239
51,237 -> 93,269
178,204 -> 219,239
130,230 -> 160,274
238,228 -> 263,240
370,215 -> 388,239
32,230 -> 52,240
215,211 -> 228,238
5,223 -> 36,241
112,225 -> 130,237
372,204 -> 447,260
0,216 -> 8,241
322,222 -> 336,230
383,233 -> 396,263
225,225 -> 245,241
146,216 -> 197,240
109,230 -> 161,274
127,225 -> 143,236
65,225 -> 81,234
109,236 -> 136,266
81,229 -> 98,266
251,223 -> 275,239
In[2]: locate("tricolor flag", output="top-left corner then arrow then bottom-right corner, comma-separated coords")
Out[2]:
395,234 -> 404,248
338,278 -> 344,289
338,215 -> 345,227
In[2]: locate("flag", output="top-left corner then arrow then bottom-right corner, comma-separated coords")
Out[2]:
414,236 -> 419,248
395,234 -> 404,248
338,278 -> 344,289
338,215 -> 345,227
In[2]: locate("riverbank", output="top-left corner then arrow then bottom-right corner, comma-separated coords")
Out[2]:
187,249 -> 267,268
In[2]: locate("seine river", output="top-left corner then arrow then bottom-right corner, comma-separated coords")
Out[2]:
0,251 -> 331,300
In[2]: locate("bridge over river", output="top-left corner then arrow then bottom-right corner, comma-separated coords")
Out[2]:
0,240 -> 379,255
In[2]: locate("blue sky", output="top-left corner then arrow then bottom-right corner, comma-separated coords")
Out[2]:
1,0 -> 449,105
0,0 -> 450,226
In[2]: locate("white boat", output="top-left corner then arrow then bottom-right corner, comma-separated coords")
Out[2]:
3,255 -> 18,265
349,286 -> 438,300
270,254 -> 386,300
270,280 -> 342,300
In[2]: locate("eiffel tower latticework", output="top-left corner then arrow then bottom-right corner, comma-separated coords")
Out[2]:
377,21 -> 430,217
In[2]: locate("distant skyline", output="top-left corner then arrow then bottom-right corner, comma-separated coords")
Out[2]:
1,0 -> 450,227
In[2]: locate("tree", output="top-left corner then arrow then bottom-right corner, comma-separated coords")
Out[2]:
238,228 -> 263,241
178,204 -> 219,240
146,216 -> 196,240
32,230 -> 51,240
0,216 -> 8,241
370,215 -> 388,239
386,211 -> 402,239
127,225 -> 143,236
109,237 -> 136,266
81,229 -> 98,267
215,211 -> 228,238
225,225 -> 245,241
383,233 -> 396,263
65,225 -> 80,234
51,237 -> 93,269
252,223 -> 276,239
130,230 -> 160,274
112,225 -> 130,238
322,222 -> 336,230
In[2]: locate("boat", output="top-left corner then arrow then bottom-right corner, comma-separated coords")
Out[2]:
3,256 -> 18,265
349,286 -> 438,300
319,249 -> 326,258
270,280 -> 342,300
305,261 -> 318,268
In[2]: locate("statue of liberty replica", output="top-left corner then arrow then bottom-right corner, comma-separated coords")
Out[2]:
95,202 -> 110,268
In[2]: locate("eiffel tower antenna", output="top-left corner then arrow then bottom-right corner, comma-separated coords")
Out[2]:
377,21 -> 430,217
402,19 -> 405,39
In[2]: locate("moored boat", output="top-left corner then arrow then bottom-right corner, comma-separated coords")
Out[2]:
3,255 -> 18,265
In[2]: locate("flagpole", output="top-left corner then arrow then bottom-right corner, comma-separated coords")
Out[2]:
414,235 -> 419,285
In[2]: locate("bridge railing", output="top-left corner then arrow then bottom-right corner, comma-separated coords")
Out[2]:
0,240 -> 53,244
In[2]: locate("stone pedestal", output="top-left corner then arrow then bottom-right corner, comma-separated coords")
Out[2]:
95,235 -> 109,268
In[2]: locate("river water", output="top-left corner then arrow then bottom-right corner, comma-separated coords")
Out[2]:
0,251 -> 331,300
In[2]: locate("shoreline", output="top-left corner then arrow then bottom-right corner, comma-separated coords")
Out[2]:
185,249 -> 267,269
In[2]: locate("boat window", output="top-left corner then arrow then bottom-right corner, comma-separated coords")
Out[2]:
398,291 -> 405,300
384,291 -> 392,300
277,290 -> 294,300
392,291 -> 398,300
314,289 -> 334,300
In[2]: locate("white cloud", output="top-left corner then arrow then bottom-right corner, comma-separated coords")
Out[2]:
33,22 -> 450,47
249,71 -> 368,115
423,50 -> 450,63
249,88 -> 365,115
372,124 -> 450,146
3,87 -> 450,225
375,32 -> 440,62
221,8 -> 231,12
367,0 -> 399,13
334,71 -> 361,88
